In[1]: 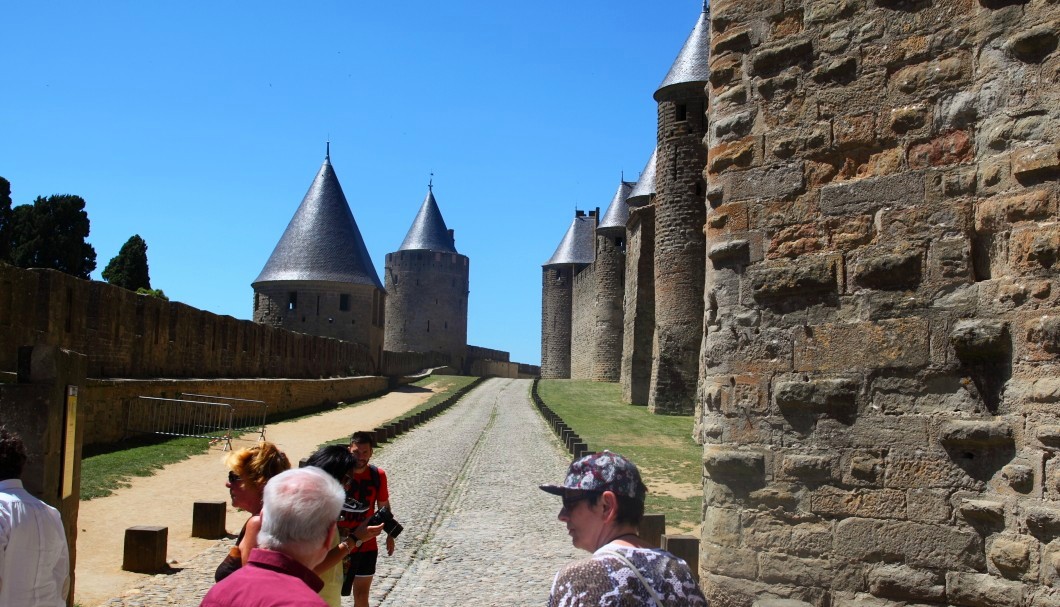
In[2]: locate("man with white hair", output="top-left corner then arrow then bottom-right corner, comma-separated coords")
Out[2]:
201,466 -> 378,607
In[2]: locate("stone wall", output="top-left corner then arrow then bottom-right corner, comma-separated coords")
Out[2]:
0,264 -> 377,378
571,263 -> 596,380
593,232 -> 626,382
253,279 -> 384,364
698,1 -> 1060,605
383,250 -> 469,361
651,82 -> 708,415
466,345 -> 509,363
80,375 -> 388,447
621,204 -> 656,406
541,266 -> 574,379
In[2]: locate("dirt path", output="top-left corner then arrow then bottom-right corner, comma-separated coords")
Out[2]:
75,383 -> 442,607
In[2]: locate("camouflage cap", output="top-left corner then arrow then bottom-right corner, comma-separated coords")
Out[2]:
539,450 -> 646,500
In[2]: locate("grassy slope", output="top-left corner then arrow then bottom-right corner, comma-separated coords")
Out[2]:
536,379 -> 703,533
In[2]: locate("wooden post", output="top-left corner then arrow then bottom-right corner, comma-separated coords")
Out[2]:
192,501 -> 227,539
123,526 -> 168,573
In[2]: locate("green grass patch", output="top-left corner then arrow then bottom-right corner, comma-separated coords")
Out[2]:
537,379 -> 702,533
80,435 -> 213,500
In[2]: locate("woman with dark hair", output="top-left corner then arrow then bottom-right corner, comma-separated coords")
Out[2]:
214,441 -> 291,581
305,445 -> 382,607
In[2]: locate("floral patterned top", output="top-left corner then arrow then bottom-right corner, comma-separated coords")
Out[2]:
548,542 -> 708,606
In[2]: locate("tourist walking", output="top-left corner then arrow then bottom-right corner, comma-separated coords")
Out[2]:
340,431 -> 397,607
540,450 -> 707,606
0,425 -> 71,607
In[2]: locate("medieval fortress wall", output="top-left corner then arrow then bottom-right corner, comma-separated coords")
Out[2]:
543,0 -> 1059,604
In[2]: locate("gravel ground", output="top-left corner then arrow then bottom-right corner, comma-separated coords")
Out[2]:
101,378 -> 582,606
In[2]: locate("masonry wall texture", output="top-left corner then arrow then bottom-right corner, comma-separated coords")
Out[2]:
571,264 -> 596,380
593,231 -> 626,382
384,250 -> 469,362
541,266 -> 574,379
651,85 -> 709,415
622,204 -> 656,405
697,1 -> 1060,606
0,263 -> 448,380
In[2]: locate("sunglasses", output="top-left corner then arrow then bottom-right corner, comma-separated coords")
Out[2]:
228,471 -> 242,484
561,492 -> 597,511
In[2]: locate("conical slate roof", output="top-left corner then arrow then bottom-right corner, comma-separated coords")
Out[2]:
627,148 -> 657,207
655,4 -> 711,100
598,181 -> 636,232
253,155 -> 383,289
398,187 -> 457,253
543,214 -> 596,267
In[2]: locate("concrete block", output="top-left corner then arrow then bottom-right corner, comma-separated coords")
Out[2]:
123,525 -> 168,573
191,501 -> 227,539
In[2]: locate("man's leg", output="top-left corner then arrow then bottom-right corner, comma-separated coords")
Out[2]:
353,576 -> 373,607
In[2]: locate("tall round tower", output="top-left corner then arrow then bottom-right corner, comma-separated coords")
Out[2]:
252,149 -> 386,366
649,4 -> 710,414
383,186 -> 469,364
593,179 -> 635,382
622,148 -> 657,404
541,211 -> 597,379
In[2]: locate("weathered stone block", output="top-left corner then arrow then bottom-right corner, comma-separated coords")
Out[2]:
820,172 -> 925,216
939,420 -> 1013,448
1026,507 -> 1060,538
908,130 -> 973,169
758,552 -> 832,587
709,137 -> 757,173
1028,316 -> 1060,355
720,163 -> 805,202
1011,225 -> 1060,272
1039,424 -> 1060,446
889,54 -> 970,96
988,535 -> 1034,579
1012,145 -> 1060,179
780,454 -> 836,481
748,255 -> 838,300
958,499 -> 1005,526
810,486 -> 906,520
713,109 -> 756,143
702,542 -> 758,580
976,188 -> 1055,232
775,378 -> 858,415
704,447 -> 766,482
850,246 -> 923,291
946,571 -> 1024,607
835,518 -> 984,570
704,507 -> 741,547
949,320 -> 1010,362
867,563 -> 946,602
1001,463 -> 1034,493
794,318 -> 930,373
1005,23 -> 1060,64
750,37 -> 813,75
906,489 -> 951,523
708,239 -> 751,265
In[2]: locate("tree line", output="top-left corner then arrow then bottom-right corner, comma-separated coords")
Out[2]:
0,176 -> 164,297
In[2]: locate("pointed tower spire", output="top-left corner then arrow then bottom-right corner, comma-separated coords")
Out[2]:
253,154 -> 382,289
398,188 -> 457,253
655,4 -> 711,100
627,147 -> 658,207
598,180 -> 636,232
543,213 -> 596,267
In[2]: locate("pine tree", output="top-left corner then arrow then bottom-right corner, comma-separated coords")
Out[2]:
103,234 -> 151,291
8,194 -> 97,278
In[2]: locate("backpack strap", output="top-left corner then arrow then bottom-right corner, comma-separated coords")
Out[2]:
368,464 -> 381,491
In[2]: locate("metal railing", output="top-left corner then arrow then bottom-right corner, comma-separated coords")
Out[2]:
127,397 -> 236,450
178,393 -> 269,442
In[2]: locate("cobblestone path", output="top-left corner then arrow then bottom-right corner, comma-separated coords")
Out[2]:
102,378 -> 581,606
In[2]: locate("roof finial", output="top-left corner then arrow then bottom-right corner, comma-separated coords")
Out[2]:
428,171 -> 434,191
703,0 -> 708,11
326,140 -> 330,161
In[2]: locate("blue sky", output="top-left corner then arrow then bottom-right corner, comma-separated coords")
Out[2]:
1,2 -> 702,366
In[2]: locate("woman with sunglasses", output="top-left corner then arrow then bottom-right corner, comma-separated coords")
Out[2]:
214,441 -> 291,582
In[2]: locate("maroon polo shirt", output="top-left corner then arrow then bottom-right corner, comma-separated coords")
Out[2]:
200,548 -> 326,607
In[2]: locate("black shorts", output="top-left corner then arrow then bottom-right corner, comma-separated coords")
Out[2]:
348,550 -> 378,577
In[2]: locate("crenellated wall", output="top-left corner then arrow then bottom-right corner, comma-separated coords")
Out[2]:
698,1 -> 1060,605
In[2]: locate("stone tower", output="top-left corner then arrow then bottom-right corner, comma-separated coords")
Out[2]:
649,4 -> 710,414
252,150 -> 385,364
383,186 -> 469,364
622,148 -> 657,404
593,180 -> 635,381
540,210 -> 597,379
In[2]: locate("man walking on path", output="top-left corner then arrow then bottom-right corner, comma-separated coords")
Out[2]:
0,425 -> 71,607
341,431 -> 396,607
199,467 -> 345,607
541,450 -> 707,606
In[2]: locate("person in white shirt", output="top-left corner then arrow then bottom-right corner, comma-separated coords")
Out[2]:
0,425 -> 70,607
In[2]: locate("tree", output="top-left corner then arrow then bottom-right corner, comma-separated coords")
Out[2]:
7,194 -> 97,278
103,234 -> 151,291
0,177 -> 11,262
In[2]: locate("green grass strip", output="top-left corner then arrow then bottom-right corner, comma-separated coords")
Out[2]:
536,379 -> 703,533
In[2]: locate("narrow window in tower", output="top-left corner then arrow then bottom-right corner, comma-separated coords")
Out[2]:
427,320 -> 430,332
339,294 -> 350,311
316,295 -> 320,316
445,321 -> 448,330
288,292 -> 297,311
254,294 -> 260,312
676,103 -> 687,121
